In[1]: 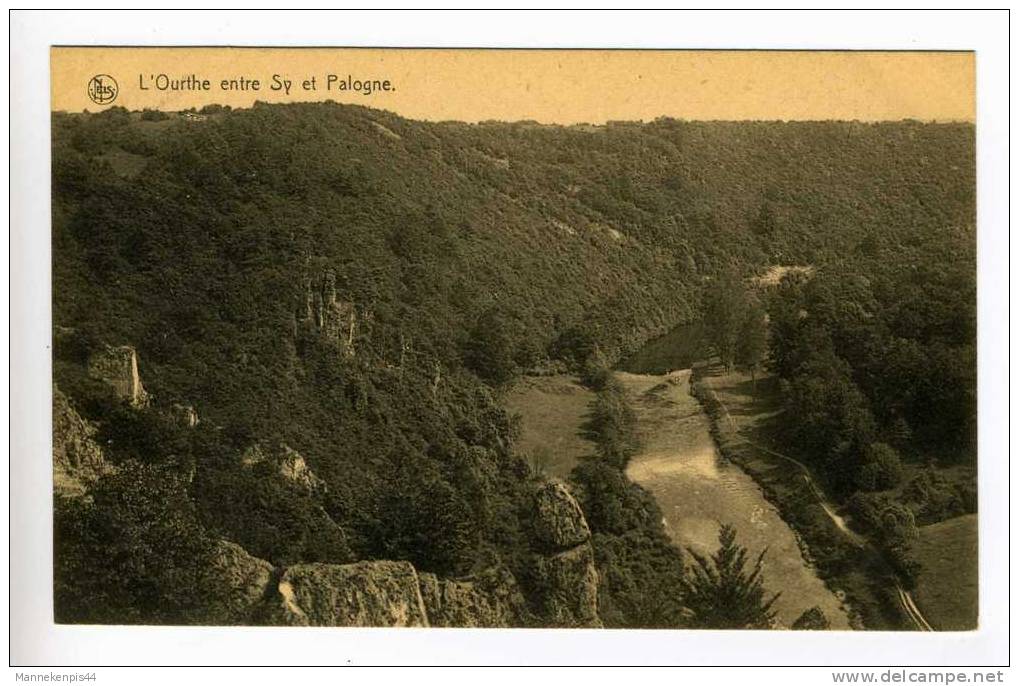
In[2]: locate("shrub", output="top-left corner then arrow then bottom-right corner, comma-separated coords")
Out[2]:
583,381 -> 639,468
53,327 -> 100,365
550,326 -> 597,369
463,309 -> 517,386
140,109 -> 169,121
191,444 -> 354,567
589,531 -> 687,628
846,492 -> 917,547
783,352 -> 877,491
579,347 -> 611,391
571,458 -> 659,535
96,404 -> 191,467
54,462 -> 226,624
902,469 -> 968,524
792,606 -> 831,630
856,442 -> 904,491
362,453 -> 481,576
886,544 -> 921,589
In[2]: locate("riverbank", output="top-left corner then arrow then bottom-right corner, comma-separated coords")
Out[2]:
618,369 -> 851,629
691,363 -> 911,630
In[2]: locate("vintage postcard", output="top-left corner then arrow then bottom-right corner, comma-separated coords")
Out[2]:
46,45 -> 977,636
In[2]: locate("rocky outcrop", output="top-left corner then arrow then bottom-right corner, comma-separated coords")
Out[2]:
240,443 -> 268,467
268,560 -> 531,628
534,481 -> 591,549
300,270 -> 357,355
274,561 -> 429,627
192,531 -> 538,627
193,529 -> 593,627
208,540 -> 275,624
240,443 -> 325,493
536,543 -> 601,627
278,445 -> 325,493
52,386 -> 107,498
170,403 -> 199,428
418,566 -> 526,628
87,344 -> 149,408
532,480 -> 602,627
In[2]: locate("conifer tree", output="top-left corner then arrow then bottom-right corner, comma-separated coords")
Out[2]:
682,524 -> 780,629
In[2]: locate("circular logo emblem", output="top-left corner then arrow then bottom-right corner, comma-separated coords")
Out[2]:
87,74 -> 118,105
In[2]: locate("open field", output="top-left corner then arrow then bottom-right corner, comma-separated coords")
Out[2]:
911,514 -> 978,630
503,375 -> 597,479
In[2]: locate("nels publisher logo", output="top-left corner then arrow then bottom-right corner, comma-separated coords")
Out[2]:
87,74 -> 118,105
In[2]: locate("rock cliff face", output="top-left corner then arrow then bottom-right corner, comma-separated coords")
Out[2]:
534,481 -> 592,549
268,561 -> 532,628
532,481 -> 602,627
418,566 -> 527,628
191,480 -> 602,628
52,386 -> 107,498
277,445 -> 326,493
240,442 -> 326,493
537,543 -> 601,627
87,344 -> 149,408
300,270 -> 357,355
53,384 -> 602,627
274,560 -> 429,627
170,403 -> 199,428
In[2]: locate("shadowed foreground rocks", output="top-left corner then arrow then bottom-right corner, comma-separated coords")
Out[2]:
274,561 -> 429,627
208,540 -> 275,624
531,481 -> 601,628
52,386 -> 107,498
55,343 -> 600,628
418,566 -> 527,627
87,344 -> 149,408
206,479 -> 602,627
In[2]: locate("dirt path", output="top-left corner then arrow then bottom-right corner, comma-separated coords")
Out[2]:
703,376 -> 864,545
701,374 -> 933,632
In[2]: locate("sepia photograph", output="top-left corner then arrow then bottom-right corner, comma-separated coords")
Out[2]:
9,8 -> 1011,673
47,46 -> 978,633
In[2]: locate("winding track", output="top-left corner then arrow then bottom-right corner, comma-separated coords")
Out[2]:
700,375 -> 934,632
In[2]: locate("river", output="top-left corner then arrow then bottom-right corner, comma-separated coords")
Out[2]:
619,369 -> 851,629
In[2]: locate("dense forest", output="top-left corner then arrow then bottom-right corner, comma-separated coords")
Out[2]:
51,102 -> 975,626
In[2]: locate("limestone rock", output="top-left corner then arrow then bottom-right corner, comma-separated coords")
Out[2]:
170,403 -> 199,428
418,566 -> 527,628
52,386 -> 106,497
530,479 -> 601,627
240,443 -> 324,493
240,443 -> 267,467
208,540 -> 275,624
275,561 -> 429,627
87,344 -> 149,408
534,481 -> 591,550
537,543 -> 602,628
278,446 -> 325,493
301,270 -> 357,355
